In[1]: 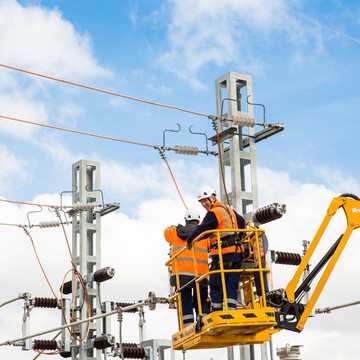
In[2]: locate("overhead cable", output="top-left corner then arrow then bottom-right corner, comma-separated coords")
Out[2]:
0,63 -> 210,118
21,227 -> 58,299
0,198 -> 58,208
0,114 -> 155,148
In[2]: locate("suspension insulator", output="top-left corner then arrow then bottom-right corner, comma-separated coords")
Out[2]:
252,203 -> 286,225
72,203 -> 96,212
174,145 -> 199,155
93,267 -> 115,282
274,251 -> 302,266
33,339 -> 58,351
116,302 -> 138,313
94,334 -> 115,349
266,289 -> 285,307
229,115 -> 255,128
33,297 -> 58,308
120,343 -> 145,359
60,280 -> 72,295
38,220 -> 61,228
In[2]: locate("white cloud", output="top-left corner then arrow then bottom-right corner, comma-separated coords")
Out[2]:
0,144 -> 29,192
56,102 -> 84,127
0,0 -> 112,146
0,0 -> 111,80
101,158 -> 217,209
159,0 -> 325,88
314,165 -> 360,195
0,92 -> 48,139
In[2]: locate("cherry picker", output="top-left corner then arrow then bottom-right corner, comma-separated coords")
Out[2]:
166,194 -> 360,350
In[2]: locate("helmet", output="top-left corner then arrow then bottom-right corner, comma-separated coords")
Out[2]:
184,208 -> 201,221
197,186 -> 216,201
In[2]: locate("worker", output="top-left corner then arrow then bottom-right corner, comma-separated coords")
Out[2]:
186,186 -> 245,312
164,208 -> 209,326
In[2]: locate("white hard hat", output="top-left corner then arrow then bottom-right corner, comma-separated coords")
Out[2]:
197,186 -> 216,201
184,208 -> 201,221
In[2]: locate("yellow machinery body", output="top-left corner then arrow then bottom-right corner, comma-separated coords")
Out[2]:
166,195 -> 360,350
2,191 -> 359,354
172,307 -> 280,350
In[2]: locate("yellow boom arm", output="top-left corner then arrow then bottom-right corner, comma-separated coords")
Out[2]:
273,194 -> 360,332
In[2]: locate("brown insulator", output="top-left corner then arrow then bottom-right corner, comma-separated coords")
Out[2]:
94,334 -> 115,349
93,267 -> 115,282
33,297 -> 58,308
121,343 -> 145,359
275,251 -> 302,266
33,339 -> 58,350
60,351 -> 72,358
266,289 -> 285,307
60,280 -> 72,295
116,302 -> 138,313
252,203 -> 286,224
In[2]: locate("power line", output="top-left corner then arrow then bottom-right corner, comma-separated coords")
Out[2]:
0,198 -> 61,208
0,301 -> 146,347
0,114 -> 155,148
0,64 -> 224,213
0,63 -> 210,118
0,114 -> 212,211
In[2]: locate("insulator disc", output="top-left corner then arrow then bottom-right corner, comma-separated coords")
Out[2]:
116,302 -> 138,313
60,351 -> 72,358
231,115 -> 255,127
173,145 -> 199,155
266,289 -> 284,307
94,334 -> 115,349
93,267 -> 115,282
253,203 -> 286,224
33,339 -> 58,350
60,280 -> 72,295
121,343 -> 145,359
33,297 -> 58,308
275,251 -> 302,266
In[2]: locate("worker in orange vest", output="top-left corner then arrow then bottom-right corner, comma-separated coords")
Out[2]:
186,186 -> 245,311
164,208 -> 209,326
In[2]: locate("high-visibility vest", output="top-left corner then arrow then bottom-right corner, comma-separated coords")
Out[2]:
209,200 -> 241,256
164,226 -> 208,277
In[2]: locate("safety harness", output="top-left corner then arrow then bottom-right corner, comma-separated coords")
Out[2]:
209,204 -> 244,253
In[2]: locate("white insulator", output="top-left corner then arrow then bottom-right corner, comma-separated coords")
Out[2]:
276,344 -> 302,359
72,203 -> 96,212
39,221 -> 61,228
173,145 -> 199,155
230,115 -> 255,127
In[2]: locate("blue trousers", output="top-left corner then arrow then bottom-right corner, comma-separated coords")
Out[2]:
171,275 -> 209,325
209,253 -> 242,311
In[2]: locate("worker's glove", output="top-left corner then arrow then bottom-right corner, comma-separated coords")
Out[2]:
186,241 -> 192,250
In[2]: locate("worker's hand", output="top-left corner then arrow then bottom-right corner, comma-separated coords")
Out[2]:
186,241 -> 192,250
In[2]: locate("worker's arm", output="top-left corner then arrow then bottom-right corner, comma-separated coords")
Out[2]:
164,225 -> 177,245
235,211 -> 246,229
186,211 -> 218,247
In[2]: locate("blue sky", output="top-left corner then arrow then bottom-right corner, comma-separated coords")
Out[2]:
1,0 -> 359,202
0,1 -> 360,359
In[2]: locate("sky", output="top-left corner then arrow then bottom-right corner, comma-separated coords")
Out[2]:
0,0 -> 360,359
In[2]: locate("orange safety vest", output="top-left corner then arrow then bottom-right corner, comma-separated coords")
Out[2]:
209,200 -> 241,256
164,226 -> 209,277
